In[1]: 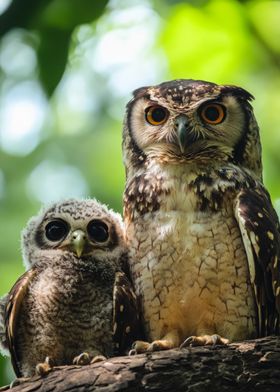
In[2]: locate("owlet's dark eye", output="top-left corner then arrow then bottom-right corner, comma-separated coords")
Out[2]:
145,105 -> 169,125
199,103 -> 226,125
45,220 -> 69,242
87,220 -> 109,243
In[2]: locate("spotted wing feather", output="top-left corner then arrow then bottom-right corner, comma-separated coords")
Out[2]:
113,271 -> 139,355
0,294 -> 8,355
5,268 -> 37,377
235,187 -> 280,336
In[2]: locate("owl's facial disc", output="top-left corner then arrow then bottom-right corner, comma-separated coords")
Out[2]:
129,92 -> 246,161
44,219 -> 88,257
41,216 -> 111,257
69,220 -> 110,257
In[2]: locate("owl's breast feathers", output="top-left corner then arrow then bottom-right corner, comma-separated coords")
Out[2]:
124,172 -> 169,221
124,163 -> 280,337
124,164 -> 256,220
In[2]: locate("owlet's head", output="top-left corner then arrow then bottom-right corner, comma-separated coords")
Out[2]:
21,198 -> 125,269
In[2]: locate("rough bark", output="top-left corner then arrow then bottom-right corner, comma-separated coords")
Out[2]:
1,336 -> 280,392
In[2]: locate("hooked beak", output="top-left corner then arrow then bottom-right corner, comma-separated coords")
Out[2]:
174,114 -> 189,153
71,229 -> 86,257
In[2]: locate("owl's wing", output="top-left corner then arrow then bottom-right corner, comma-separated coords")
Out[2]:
234,187 -> 280,336
113,271 -> 140,355
5,268 -> 37,377
0,294 -> 8,355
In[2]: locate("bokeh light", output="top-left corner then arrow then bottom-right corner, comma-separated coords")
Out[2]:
1,0 -> 280,385
27,161 -> 89,203
0,81 -> 47,155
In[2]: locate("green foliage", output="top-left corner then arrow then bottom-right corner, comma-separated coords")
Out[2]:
0,0 -> 109,95
160,0 -> 280,199
161,1 -> 254,80
35,0 -> 109,95
1,0 -> 280,386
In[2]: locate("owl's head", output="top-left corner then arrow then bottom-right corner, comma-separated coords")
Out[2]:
123,79 -> 262,178
21,198 -> 125,269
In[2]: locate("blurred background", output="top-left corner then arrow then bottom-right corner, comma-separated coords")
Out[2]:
0,0 -> 280,384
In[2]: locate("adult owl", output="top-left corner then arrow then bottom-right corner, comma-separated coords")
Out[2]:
123,79 -> 280,352
0,199 -> 139,377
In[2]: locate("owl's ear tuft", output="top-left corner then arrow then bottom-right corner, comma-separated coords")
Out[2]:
221,85 -> 254,102
132,86 -> 150,99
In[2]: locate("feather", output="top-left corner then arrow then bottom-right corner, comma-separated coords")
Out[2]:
113,271 -> 140,354
5,268 -> 37,377
0,294 -> 8,355
235,187 -> 280,336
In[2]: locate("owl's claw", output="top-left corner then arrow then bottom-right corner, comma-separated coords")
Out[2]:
147,340 -> 171,352
73,352 -> 91,365
180,334 -> 229,348
35,356 -> 54,376
90,355 -> 106,364
131,340 -> 151,353
73,352 -> 106,365
131,338 -> 175,354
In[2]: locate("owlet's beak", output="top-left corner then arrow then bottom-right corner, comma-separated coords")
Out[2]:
174,114 -> 189,153
71,229 -> 86,257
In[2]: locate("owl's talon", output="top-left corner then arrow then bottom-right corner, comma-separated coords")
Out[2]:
131,340 -> 151,353
180,336 -> 194,348
132,336 -> 176,353
147,341 -> 169,352
180,334 -> 229,348
211,334 -> 221,345
90,355 -> 106,364
73,352 -> 91,366
35,356 -> 54,376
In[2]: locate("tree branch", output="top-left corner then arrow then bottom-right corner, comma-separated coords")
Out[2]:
1,336 -> 280,391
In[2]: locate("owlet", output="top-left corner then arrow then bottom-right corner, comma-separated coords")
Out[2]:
0,198 -> 139,377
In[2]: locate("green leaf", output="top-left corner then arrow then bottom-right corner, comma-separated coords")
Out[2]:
37,28 -> 70,96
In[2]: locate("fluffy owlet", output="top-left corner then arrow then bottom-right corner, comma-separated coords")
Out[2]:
123,79 -> 280,352
0,199 -> 139,377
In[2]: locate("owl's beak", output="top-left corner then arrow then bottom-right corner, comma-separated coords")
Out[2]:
175,114 -> 189,153
71,229 -> 86,257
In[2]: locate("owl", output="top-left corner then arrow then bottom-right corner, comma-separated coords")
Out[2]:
0,199 -> 139,377
123,79 -> 280,353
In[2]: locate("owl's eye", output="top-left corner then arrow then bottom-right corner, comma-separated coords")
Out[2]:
145,105 -> 169,125
87,220 -> 109,243
45,220 -> 69,242
199,103 -> 226,125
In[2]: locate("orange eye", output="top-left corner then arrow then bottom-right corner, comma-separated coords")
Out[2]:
145,105 -> 169,125
200,103 -> 226,125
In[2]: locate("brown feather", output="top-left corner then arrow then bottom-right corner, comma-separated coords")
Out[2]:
0,294 -> 8,352
5,268 -> 37,377
235,187 -> 280,336
113,271 -> 140,354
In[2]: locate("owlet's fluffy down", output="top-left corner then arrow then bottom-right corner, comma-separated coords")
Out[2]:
0,198 -> 139,377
